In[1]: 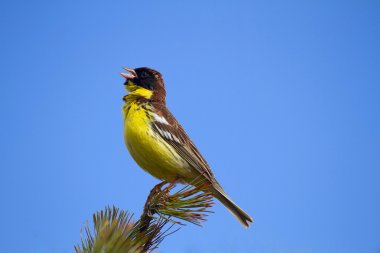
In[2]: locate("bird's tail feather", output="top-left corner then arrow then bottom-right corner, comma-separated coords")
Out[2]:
211,186 -> 253,228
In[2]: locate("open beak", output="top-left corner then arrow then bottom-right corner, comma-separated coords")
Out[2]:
120,67 -> 137,79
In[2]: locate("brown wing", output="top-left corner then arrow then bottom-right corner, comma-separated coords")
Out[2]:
150,103 -> 215,183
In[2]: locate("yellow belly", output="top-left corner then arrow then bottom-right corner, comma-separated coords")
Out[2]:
123,103 -> 191,181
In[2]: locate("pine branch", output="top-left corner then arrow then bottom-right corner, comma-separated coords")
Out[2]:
75,182 -> 214,253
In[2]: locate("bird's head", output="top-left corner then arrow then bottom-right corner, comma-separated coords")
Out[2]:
121,67 -> 166,101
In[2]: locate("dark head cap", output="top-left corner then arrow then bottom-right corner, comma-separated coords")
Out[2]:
121,67 -> 166,101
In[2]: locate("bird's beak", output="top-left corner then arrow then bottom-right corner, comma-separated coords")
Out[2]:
120,67 -> 137,79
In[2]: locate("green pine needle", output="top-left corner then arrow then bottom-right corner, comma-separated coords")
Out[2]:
75,182 -> 214,253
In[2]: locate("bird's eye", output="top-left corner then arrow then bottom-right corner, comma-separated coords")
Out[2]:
140,72 -> 149,78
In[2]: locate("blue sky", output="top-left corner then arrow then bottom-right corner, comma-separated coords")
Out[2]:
0,0 -> 379,252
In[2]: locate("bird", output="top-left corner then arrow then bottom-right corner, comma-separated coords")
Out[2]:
120,67 -> 253,228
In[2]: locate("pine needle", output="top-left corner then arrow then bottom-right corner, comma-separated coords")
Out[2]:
75,181 -> 214,253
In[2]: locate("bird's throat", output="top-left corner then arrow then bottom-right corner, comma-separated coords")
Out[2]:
125,80 -> 153,100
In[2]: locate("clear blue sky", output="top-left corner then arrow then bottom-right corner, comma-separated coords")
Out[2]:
0,0 -> 379,252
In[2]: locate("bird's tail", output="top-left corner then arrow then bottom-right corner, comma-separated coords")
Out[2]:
211,185 -> 253,228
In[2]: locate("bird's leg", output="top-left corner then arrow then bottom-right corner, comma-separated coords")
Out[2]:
152,180 -> 168,192
140,178 -> 185,232
139,181 -> 168,233
173,176 -> 184,185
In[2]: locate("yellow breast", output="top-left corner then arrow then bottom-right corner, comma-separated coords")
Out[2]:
123,101 -> 190,181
